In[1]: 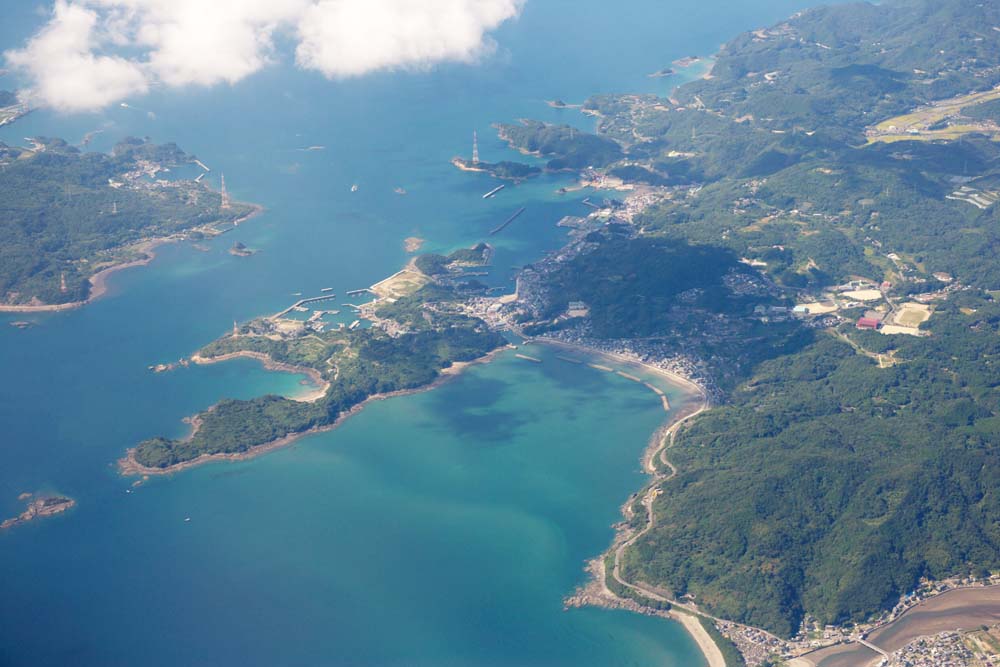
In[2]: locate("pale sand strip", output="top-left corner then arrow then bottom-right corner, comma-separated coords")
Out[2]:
534,339 -> 728,666
190,351 -> 330,403
673,612 -> 726,667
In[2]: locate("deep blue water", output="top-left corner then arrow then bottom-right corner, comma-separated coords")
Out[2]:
0,2 -> 818,665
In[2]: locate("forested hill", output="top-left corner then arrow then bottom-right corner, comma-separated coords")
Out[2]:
673,0 -> 1000,139
0,137 -> 253,306
490,0 -> 1000,641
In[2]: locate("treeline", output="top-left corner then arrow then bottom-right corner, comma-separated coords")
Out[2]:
496,120 -> 623,170
0,137 -> 251,305
134,285 -> 504,468
624,296 -> 1000,636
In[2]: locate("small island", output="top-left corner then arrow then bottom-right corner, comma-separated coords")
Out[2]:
404,236 -> 425,253
229,241 -> 256,257
1,493 -> 76,530
647,67 -> 675,78
672,55 -> 700,68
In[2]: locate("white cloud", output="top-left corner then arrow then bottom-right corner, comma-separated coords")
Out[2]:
295,0 -> 522,78
6,1 -> 148,112
5,0 -> 523,112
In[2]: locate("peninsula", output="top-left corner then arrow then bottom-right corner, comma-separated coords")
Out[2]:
121,248 -> 505,473
0,136 -> 257,311
450,156 -> 541,181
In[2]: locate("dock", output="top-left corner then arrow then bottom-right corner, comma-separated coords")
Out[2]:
483,184 -> 505,199
582,197 -> 602,210
273,294 -> 339,319
490,207 -> 526,236
515,354 -> 542,363
193,159 -> 211,172
346,288 -> 373,297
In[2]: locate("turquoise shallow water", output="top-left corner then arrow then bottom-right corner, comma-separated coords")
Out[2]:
0,1 -> 817,665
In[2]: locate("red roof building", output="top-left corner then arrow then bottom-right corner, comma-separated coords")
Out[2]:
856,317 -> 881,330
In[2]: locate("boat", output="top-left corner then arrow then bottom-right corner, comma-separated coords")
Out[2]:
321,287 -> 334,293
394,187 -> 407,195
351,184 -> 359,192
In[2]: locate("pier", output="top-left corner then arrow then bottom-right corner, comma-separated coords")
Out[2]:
582,197 -> 602,210
346,288 -> 373,297
483,184 -> 505,199
490,207 -> 526,236
273,294 -> 339,319
515,354 -> 542,363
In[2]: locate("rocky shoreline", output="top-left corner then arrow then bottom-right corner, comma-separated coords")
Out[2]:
118,345 -> 513,478
1,494 -> 76,531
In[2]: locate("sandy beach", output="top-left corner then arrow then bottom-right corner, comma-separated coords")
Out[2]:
535,338 -> 727,667
190,350 -> 330,402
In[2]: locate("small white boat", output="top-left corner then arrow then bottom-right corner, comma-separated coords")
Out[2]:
351,184 -> 359,192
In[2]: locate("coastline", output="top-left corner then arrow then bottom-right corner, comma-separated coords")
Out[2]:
535,337 -> 726,667
0,204 -> 264,314
189,350 -> 330,402
118,344 -> 513,477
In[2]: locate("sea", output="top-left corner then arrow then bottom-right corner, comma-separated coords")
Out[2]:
0,2 -> 816,665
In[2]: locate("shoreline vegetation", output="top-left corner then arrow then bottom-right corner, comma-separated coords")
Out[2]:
481,0 -> 1000,661
0,136 -> 260,310
124,248 -> 507,470
0,204 -> 263,314
539,339 -> 727,667
118,345 -> 512,477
